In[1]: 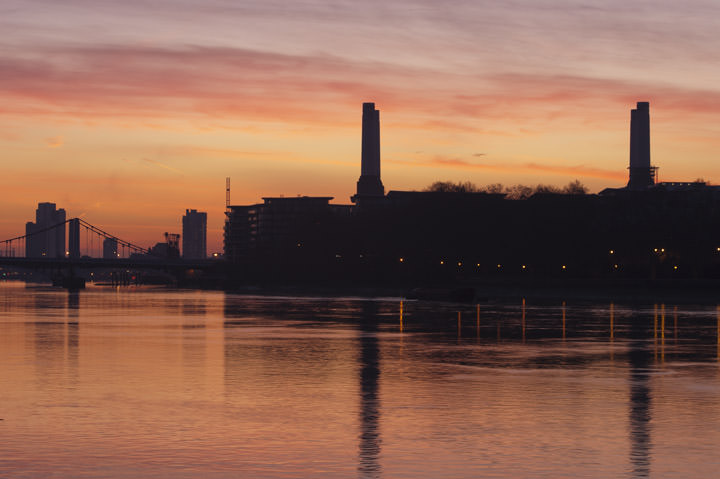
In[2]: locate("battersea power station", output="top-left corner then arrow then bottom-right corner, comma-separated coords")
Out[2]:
224,102 -> 720,285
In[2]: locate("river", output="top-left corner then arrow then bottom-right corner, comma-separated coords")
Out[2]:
1,281 -> 719,478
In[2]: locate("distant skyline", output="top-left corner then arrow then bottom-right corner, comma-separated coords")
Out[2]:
2,1 -> 720,251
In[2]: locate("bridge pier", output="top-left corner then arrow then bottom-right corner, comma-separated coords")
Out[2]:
52,266 -> 86,290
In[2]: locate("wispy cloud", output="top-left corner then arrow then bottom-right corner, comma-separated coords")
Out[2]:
45,135 -> 63,148
141,158 -> 184,175
388,156 -> 626,181
3,43 -> 720,130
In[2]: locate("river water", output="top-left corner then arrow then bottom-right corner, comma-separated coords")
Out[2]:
1,281 -> 719,478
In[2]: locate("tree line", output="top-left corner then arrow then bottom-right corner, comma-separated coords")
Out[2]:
424,180 -> 588,199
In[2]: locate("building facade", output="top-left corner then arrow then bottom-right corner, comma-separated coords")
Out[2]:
224,197 -> 350,263
103,237 -> 119,259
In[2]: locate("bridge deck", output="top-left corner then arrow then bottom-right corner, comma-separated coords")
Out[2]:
0,257 -> 222,270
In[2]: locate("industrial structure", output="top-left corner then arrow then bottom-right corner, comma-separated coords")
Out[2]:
601,101 -> 718,195
352,102 -> 385,202
222,101 -> 720,282
627,102 -> 657,189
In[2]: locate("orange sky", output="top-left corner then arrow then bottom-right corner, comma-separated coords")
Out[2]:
2,1 -> 720,251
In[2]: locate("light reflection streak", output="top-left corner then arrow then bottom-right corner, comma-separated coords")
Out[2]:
399,300 -> 403,333
661,305 -> 666,364
609,302 -> 614,362
653,304 -> 658,362
66,291 -> 79,383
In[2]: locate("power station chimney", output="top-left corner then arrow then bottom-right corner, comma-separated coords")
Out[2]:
353,102 -> 385,201
627,101 -> 656,189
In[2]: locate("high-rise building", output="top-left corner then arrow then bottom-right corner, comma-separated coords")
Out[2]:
25,202 -> 66,258
627,101 -> 657,190
103,237 -> 118,259
353,102 -> 385,201
182,209 -> 207,259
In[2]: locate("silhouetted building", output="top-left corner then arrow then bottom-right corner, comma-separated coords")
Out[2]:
224,196 -> 350,263
627,102 -> 657,190
221,100 -> 720,283
25,202 -> 66,258
182,209 -> 207,259
224,204 -> 259,263
146,233 -> 180,259
352,102 -> 385,202
103,237 -> 118,259
601,102 -> 720,197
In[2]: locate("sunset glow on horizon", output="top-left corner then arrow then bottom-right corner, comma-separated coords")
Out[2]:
3,0 -> 720,250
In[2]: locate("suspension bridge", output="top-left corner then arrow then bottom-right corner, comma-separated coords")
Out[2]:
0,218 -> 220,288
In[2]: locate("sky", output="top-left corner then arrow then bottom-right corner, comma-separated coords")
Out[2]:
2,0 -> 720,251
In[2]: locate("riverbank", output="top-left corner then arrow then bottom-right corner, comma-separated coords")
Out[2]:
220,277 -> 720,304
6,276 -> 719,304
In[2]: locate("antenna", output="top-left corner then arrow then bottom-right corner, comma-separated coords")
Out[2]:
226,177 -> 231,210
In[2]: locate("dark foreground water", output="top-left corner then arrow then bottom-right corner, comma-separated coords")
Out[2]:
1,282 -> 720,478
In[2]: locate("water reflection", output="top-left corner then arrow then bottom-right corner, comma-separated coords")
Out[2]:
5,285 -> 720,478
628,313 -> 652,478
66,291 -> 79,381
358,302 -> 381,478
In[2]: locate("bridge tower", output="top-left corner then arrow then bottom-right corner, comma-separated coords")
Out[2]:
68,218 -> 80,258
